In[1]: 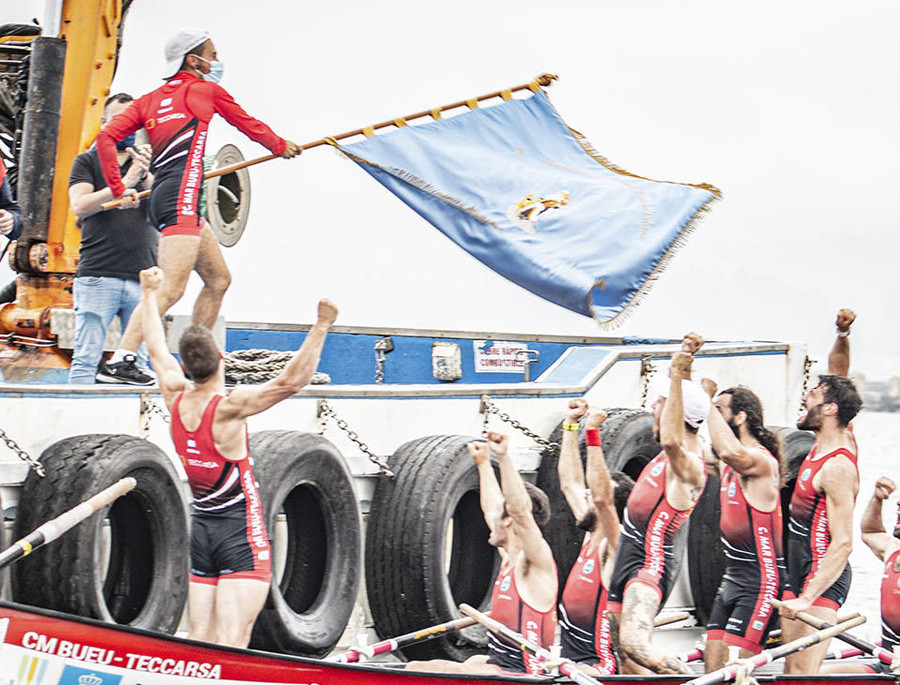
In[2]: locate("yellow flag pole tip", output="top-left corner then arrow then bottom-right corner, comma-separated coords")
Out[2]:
535,73 -> 558,87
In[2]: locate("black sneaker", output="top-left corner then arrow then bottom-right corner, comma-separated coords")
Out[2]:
96,354 -> 154,386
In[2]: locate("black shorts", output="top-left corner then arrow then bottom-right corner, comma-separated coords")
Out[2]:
706,576 -> 780,653
784,562 -> 851,611
148,175 -> 202,236
190,506 -> 271,584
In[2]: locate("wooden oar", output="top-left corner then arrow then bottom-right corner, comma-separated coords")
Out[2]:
327,614 -> 481,663
770,598 -> 893,666
684,614 -> 866,685
100,73 -> 558,210
655,611 -> 691,628
0,477 -> 136,570
459,603 -> 604,685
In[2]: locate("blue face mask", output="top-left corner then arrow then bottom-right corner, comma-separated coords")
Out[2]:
195,55 -> 225,84
116,133 -> 136,151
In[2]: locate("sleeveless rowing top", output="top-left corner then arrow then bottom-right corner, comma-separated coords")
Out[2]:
882,548 -> 900,652
486,560 -> 557,674
559,535 -> 617,673
719,456 -> 785,584
787,439 -> 858,581
625,452 -> 702,572
170,393 -> 259,514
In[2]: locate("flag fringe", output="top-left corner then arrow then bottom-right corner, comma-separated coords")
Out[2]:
565,122 -> 721,331
593,191 -> 720,331
568,127 -> 723,197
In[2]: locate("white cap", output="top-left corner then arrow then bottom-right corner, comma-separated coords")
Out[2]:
653,377 -> 711,429
163,28 -> 211,78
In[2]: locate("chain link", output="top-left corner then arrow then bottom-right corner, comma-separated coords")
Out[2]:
0,425 -> 44,477
799,355 -> 815,417
479,395 -> 558,454
640,356 -> 657,409
317,399 -> 394,478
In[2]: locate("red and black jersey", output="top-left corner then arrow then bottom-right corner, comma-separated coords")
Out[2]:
96,72 -> 285,232
881,549 -> 900,652
719,458 -> 785,591
786,438 -> 858,604
171,393 -> 259,516
607,452 -> 704,607
486,560 -> 557,675
559,535 -> 617,674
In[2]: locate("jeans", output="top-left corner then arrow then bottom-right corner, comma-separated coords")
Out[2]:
68,276 -> 149,384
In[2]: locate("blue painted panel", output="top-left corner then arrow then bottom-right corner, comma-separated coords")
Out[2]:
538,347 -> 615,385
226,329 -> 576,385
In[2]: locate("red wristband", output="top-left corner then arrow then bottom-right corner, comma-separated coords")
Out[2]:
585,429 -> 601,447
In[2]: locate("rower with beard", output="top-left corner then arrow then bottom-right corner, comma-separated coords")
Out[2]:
779,309 -> 862,674
607,333 -> 710,674
557,399 -> 634,675
701,385 -> 786,670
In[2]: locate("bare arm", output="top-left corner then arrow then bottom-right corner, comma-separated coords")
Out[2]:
558,399 -> 589,522
661,349 -> 704,487
584,409 -> 620,550
220,300 -> 337,419
780,458 -> 858,618
828,309 -> 855,378
861,477 -> 900,561
139,268 -> 188,406
469,439 -> 505,537
706,397 -> 771,478
490,432 -> 554,575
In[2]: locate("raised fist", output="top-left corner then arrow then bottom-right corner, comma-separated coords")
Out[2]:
681,332 -> 704,355
585,408 -> 608,430
875,476 -> 896,501
139,266 -> 163,292
836,309 -> 856,333
317,299 -> 338,327
566,398 -> 588,422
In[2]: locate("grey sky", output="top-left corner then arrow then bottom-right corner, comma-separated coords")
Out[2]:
6,1 -> 898,378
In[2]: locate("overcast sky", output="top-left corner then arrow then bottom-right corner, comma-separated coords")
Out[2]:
6,1 -> 899,379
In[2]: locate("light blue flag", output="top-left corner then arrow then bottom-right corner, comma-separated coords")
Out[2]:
335,90 -> 720,326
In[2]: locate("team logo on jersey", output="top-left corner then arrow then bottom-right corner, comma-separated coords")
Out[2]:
582,559 -> 595,575
752,620 -> 764,631
145,118 -> 156,129
500,575 -> 511,592
650,462 -> 664,478
728,481 -> 737,498
800,467 -> 812,482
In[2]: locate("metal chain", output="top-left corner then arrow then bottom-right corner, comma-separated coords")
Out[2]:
640,356 -> 657,409
317,399 -> 394,477
374,352 -> 385,384
479,395 -> 558,454
0,425 -> 44,477
799,355 -> 815,416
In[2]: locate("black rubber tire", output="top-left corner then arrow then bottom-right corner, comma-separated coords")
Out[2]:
249,431 -> 361,658
772,426 -> 815,551
687,474 -> 726,625
11,434 -> 188,633
365,435 -> 496,661
536,408 -> 660,592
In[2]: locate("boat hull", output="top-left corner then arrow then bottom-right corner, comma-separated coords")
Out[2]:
0,601 -> 891,685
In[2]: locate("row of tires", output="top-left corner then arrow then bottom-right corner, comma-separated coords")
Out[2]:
6,410 -> 814,660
